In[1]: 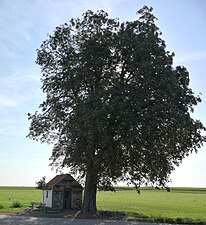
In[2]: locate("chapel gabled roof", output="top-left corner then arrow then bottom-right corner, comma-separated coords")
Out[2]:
46,174 -> 83,189
47,174 -> 67,188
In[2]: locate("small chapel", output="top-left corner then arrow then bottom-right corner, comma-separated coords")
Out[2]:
42,174 -> 83,210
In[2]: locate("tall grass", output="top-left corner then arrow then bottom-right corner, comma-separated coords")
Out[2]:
10,201 -> 21,208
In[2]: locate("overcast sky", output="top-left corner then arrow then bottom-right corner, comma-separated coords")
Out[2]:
0,0 -> 206,187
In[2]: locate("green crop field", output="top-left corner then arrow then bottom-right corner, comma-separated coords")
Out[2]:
97,187 -> 206,223
0,186 -> 41,213
0,186 -> 206,223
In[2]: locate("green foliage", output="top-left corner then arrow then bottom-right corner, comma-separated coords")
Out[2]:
0,204 -> 3,209
35,176 -> 47,190
10,201 -> 21,208
27,6 -> 206,212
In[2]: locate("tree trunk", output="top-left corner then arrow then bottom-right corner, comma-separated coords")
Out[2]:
81,169 -> 97,213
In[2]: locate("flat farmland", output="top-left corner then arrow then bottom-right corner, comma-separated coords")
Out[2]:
0,186 -> 206,223
97,187 -> 206,222
0,187 -> 41,213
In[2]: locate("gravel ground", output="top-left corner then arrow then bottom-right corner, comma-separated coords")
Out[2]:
0,215 -> 175,225
0,210 -> 176,225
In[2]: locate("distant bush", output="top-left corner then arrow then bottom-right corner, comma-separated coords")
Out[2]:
35,176 -> 47,190
0,204 -> 3,209
10,201 -> 21,208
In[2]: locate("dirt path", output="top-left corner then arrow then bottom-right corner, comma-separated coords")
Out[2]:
0,214 -> 175,225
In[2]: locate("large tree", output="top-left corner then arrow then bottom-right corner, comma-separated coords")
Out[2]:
28,6 -> 205,213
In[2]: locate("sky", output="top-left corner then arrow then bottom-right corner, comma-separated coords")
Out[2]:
0,0 -> 206,187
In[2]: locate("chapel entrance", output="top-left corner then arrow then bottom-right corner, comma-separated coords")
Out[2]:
63,189 -> 71,209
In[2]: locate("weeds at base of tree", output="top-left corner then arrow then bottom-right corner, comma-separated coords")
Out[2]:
10,201 -> 21,208
0,204 -> 3,209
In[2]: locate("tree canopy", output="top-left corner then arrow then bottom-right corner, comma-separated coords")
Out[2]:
35,176 -> 47,190
28,6 -> 206,213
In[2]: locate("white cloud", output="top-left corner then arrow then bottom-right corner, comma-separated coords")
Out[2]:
79,0 -> 131,15
0,128 -> 9,135
0,66 -> 43,107
0,96 -> 18,108
0,0 -> 131,113
174,50 -> 206,64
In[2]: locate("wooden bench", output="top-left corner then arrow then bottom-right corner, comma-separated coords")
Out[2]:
29,202 -> 43,210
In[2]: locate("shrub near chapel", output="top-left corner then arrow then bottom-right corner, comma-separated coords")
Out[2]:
28,6 -> 206,213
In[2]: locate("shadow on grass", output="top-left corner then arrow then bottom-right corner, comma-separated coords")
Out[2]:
99,210 -> 206,225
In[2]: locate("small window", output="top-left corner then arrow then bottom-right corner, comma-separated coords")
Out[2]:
46,191 -> 49,198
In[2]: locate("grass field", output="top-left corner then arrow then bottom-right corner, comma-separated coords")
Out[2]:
0,187 -> 41,213
0,186 -> 206,223
97,188 -> 206,223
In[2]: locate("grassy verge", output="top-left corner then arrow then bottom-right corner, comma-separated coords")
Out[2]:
97,187 -> 206,224
0,186 -> 206,224
0,186 -> 41,213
